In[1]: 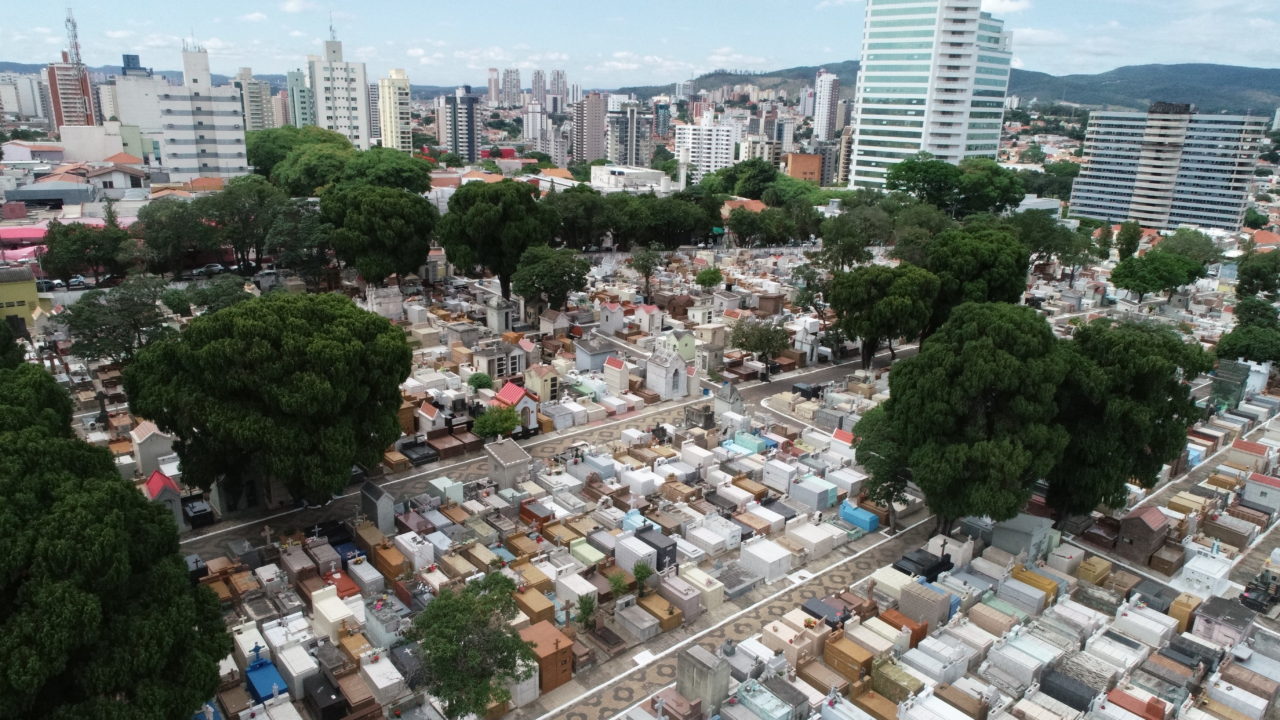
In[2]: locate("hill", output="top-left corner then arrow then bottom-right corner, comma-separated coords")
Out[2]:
617,61 -> 1280,114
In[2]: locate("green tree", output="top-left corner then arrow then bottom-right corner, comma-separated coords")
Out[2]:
921,227 -> 1029,334
512,245 -> 590,311
1018,144 -> 1047,164
1096,222 -> 1114,256
575,593 -> 597,628
246,125 -> 351,179
161,288 -> 192,317
727,207 -> 764,247
194,174 -> 287,271
39,220 -> 96,281
1111,251 -> 1204,303
829,264 -> 939,369
271,143 -> 357,196
266,199 -> 335,288
543,184 -> 607,249
1157,228 -> 1220,266
1236,251 -> 1280,298
1217,325 -> 1280,364
791,265 -> 825,310
1115,221 -> 1143,259
467,372 -> 493,390
890,203 -> 955,266
438,152 -> 464,168
885,153 -> 962,213
852,406 -> 909,532
607,571 -> 629,600
1244,207 -> 1269,230
56,276 -> 172,364
632,561 -> 654,596
406,572 -> 535,720
630,245 -> 663,299
0,323 -> 24,369
731,320 -> 791,377
702,157 -> 778,199
819,206 -> 891,270
322,185 -> 439,285
882,302 -> 1069,527
955,157 -> 1026,217
695,267 -> 724,291
473,406 -> 520,439
1047,319 -> 1212,519
135,198 -> 217,275
758,207 -> 797,246
340,146 -> 435,192
184,274 -> 254,314
0,363 -> 72,435
125,293 -> 411,503
437,180 -> 558,298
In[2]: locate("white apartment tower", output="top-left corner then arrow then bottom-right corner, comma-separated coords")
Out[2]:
234,68 -> 275,132
438,87 -> 480,163
847,0 -> 1012,188
531,70 -> 546,107
549,70 -> 567,97
501,68 -> 522,108
286,70 -> 314,127
813,69 -> 840,142
158,47 -> 249,181
1069,103 -> 1267,231
675,118 -> 739,183
307,37 -> 370,148
367,83 -> 381,142
487,68 -> 500,107
378,69 -> 413,152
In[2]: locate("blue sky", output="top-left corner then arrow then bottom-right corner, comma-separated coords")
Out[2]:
5,0 -> 1277,87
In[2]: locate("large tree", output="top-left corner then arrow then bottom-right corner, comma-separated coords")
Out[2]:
0,367 -> 229,719
727,207 -> 764,247
512,245 -> 590,311
922,227 -> 1029,334
56,276 -> 172,364
731,319 -> 791,377
830,264 -> 939,368
955,157 -> 1025,216
0,363 -> 72,435
194,174 -> 287,272
266,199 -> 335,288
1236,250 -> 1280,298
884,153 -> 962,212
1110,251 -> 1204,303
322,184 -> 439,285
246,124 -> 352,179
1157,228 -> 1220,266
819,206 -> 891,270
1115,221 -> 1143,259
135,198 -> 217,275
0,323 -> 24,369
340,146 -> 435,193
437,180 -> 558,298
271,143 -> 358,197
1217,297 -> 1280,364
881,302 -> 1070,528
542,184 -> 607,249
852,406 -> 910,532
41,215 -> 129,284
125,293 -> 412,503
630,245 -> 664,300
407,572 -> 535,720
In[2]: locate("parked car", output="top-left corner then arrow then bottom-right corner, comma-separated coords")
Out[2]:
35,279 -> 64,292
192,263 -> 226,277
67,275 -> 87,289
94,274 -> 123,288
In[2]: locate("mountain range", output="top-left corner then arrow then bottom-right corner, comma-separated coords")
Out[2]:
3,60 -> 1278,115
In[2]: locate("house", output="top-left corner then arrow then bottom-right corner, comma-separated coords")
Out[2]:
143,470 -> 188,532
603,355 -> 630,395
486,437 -> 532,490
524,364 -> 562,404
85,164 -> 146,198
645,349 -> 692,400
657,329 -> 697,363
1116,506 -> 1170,565
600,302 -> 626,335
574,335 -> 617,373
1243,473 -> 1280,513
0,266 -> 38,330
540,309 -> 573,337
0,140 -> 64,162
130,420 -> 173,477
493,381 -> 540,431
634,304 -> 664,335
472,340 -> 526,382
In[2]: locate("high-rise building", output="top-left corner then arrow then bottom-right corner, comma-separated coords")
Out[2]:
112,55 -> 171,131
95,84 -> 118,123
675,119 -> 739,183
487,68 -> 500,107
272,91 -> 291,128
158,46 -> 249,181
367,83 -> 381,142
812,69 -> 840,142
571,91 -> 606,162
847,0 -> 1012,187
524,102 -> 547,148
1069,103 -> 1267,231
121,54 -> 150,77
439,87 -> 480,162
47,50 -> 95,129
501,68 -> 522,108
531,69 -> 546,107
307,37 -> 370,148
798,88 -> 815,119
378,69 -> 413,152
0,73 -> 46,119
654,103 -> 672,138
234,67 -> 275,132
286,70 -> 314,127
606,102 -> 652,166
549,70 -> 567,98
569,83 -> 582,106
674,80 -> 691,101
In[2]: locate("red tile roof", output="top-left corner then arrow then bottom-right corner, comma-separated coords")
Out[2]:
604,356 -> 625,370
1127,505 -> 1168,531
833,428 -> 854,446
144,470 -> 179,499
493,381 -> 527,407
419,402 -> 438,419
1233,439 -> 1270,456
1249,472 -> 1280,490
1252,229 -> 1280,247
103,151 -> 143,164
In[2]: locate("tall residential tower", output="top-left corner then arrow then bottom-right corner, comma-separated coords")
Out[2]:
307,37 -> 370,148
378,69 -> 413,152
812,69 -> 840,142
847,0 -> 1012,188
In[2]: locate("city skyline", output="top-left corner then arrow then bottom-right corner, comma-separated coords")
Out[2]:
2,0 -> 1278,89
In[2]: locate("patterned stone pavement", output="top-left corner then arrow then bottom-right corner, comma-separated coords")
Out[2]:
513,519 -> 935,720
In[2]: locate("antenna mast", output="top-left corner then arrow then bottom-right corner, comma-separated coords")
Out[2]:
64,8 -> 91,124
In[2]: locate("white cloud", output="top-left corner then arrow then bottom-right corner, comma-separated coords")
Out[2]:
706,47 -> 767,67
981,0 -> 1031,13
407,48 -> 426,57
288,30 -> 306,37
1011,56 -> 1026,69
239,12 -> 268,22
279,0 -> 314,13
104,30 -> 135,39
1009,27 -> 1068,47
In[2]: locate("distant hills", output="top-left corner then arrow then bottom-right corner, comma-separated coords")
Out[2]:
4,58 -> 1278,115
620,61 -> 1280,115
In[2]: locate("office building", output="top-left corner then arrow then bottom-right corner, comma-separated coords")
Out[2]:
487,68 -> 500,107
1069,103 -> 1267,231
286,71 -> 314,128
847,0 -> 1013,187
47,51 -> 96,129
607,102 -> 652,166
531,69 -> 546,107
572,91 -> 607,162
307,37 -> 370,148
501,68 -> 522,108
378,69 -> 413,152
813,69 -> 840,142
367,83 -> 381,142
234,68 -> 275,132
438,87 -> 480,163
157,47 -> 249,182
675,119 -> 739,183
120,54 -> 150,78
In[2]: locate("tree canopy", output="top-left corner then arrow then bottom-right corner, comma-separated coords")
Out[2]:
0,362 -> 73,436
0,323 -> 24,370
322,184 -> 439,285
829,264 -> 939,369
41,210 -> 129,283
193,174 -> 287,271
630,245 -> 664,299
271,143 -> 357,196
125,293 -> 411,503
695,266 -> 724,291
1217,297 -> 1280,364
512,245 -> 590,311
467,372 -> 493,390
852,406 -> 910,531
921,227 -> 1029,334
407,572 -> 535,720
885,154 -> 1024,217
473,406 -> 520,439
1115,221 -> 1143,259
1110,250 -> 1204,303
338,146 -> 435,192
1157,228 -> 1220,266
1237,250 -> 1280,298
56,276 -> 173,364
731,320 -> 791,368
134,198 -> 217,275
819,206 -> 890,270
247,125 -> 351,179
437,180 -> 557,298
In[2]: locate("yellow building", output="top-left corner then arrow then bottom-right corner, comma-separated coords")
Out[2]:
0,267 -> 37,335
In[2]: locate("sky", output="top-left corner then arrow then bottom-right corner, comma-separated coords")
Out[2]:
4,0 -> 1278,88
